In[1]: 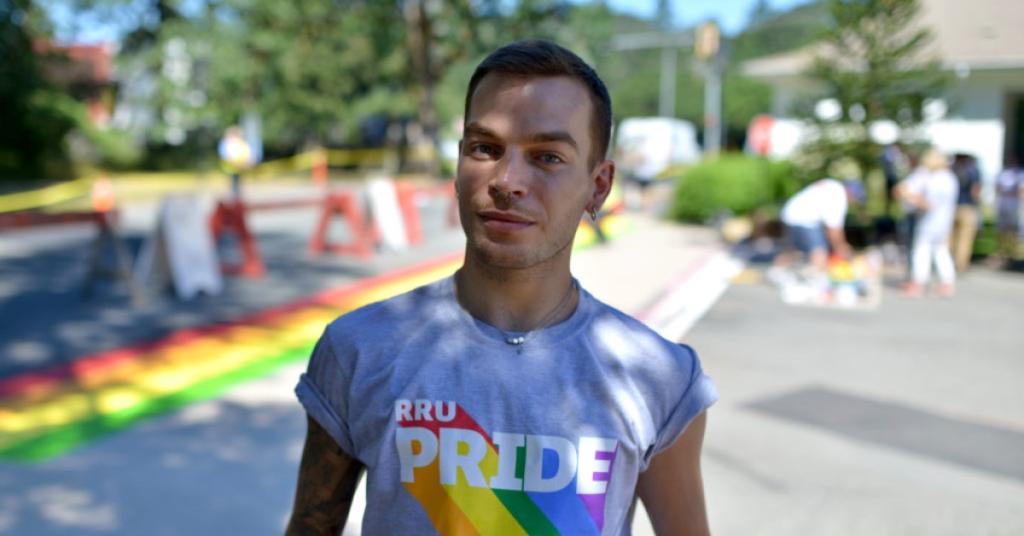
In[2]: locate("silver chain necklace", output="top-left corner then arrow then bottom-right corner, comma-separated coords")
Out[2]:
499,279 -> 578,346
455,276 -> 579,346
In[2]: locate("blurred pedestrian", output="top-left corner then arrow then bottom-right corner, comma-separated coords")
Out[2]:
772,177 -> 866,277
218,126 -> 253,199
898,149 -> 959,297
881,143 -> 908,214
894,150 -> 922,281
951,153 -> 981,272
994,155 -> 1022,264
287,40 -> 717,536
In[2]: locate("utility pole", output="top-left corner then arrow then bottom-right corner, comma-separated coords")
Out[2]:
695,21 -> 724,155
656,0 -> 676,118
610,31 -> 694,119
659,47 -> 678,118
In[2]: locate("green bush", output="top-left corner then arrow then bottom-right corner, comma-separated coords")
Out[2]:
43,91 -> 143,170
669,154 -> 800,222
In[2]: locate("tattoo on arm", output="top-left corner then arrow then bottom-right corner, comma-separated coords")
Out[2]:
286,416 -> 364,536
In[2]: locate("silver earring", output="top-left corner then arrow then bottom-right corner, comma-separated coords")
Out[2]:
589,208 -> 598,221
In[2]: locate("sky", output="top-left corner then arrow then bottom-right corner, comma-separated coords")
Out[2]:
43,0 -> 814,44
603,0 -> 813,35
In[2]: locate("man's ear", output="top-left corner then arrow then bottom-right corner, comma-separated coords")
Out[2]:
589,159 -> 615,212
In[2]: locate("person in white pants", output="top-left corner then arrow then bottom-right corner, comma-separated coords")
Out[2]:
898,149 -> 959,297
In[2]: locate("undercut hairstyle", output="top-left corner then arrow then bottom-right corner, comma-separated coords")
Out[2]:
463,40 -> 613,168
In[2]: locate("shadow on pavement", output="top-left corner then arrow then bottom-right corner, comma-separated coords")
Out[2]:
0,365 -> 306,535
0,224 -> 458,379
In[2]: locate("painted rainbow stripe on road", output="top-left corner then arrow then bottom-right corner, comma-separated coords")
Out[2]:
0,253 -> 463,462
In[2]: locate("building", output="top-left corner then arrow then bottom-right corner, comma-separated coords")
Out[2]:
33,40 -> 117,127
742,0 -> 1024,187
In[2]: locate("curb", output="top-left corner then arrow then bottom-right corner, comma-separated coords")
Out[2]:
636,249 -> 746,342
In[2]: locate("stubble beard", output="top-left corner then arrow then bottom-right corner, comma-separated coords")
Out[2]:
464,221 -> 578,276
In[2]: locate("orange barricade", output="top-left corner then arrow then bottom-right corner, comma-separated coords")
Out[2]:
0,208 -> 141,305
394,182 -> 423,246
80,210 -> 144,305
209,200 -> 266,278
308,191 -> 379,258
0,210 -> 110,230
91,175 -> 116,213
311,148 -> 328,188
441,181 -> 459,227
394,181 -> 460,245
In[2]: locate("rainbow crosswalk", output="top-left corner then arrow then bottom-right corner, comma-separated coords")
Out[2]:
0,254 -> 463,463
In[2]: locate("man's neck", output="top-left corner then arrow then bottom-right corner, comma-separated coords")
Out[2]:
454,252 -> 578,333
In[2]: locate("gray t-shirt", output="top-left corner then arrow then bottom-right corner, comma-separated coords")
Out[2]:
295,276 -> 718,535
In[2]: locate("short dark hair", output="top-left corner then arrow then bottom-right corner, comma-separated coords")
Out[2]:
463,40 -> 612,168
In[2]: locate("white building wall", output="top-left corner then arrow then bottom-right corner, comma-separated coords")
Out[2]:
923,119 -> 1004,203
761,69 -> 1024,197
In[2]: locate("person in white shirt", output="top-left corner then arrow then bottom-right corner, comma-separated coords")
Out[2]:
774,178 -> 865,274
897,149 -> 959,297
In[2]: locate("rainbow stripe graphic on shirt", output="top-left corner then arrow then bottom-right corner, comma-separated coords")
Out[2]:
395,399 -> 619,535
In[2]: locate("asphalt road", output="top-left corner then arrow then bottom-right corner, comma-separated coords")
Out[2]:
2,185 -> 1022,534
690,267 -> 1024,535
0,184 -> 463,378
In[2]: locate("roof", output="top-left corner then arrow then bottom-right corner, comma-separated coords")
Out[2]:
33,40 -> 115,86
743,0 -> 1024,78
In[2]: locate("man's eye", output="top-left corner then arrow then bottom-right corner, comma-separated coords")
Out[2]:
538,153 -> 564,165
469,144 -> 499,157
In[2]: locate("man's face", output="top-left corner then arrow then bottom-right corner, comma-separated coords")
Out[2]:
456,74 -> 613,270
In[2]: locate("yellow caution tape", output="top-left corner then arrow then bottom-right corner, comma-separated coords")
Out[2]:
0,178 -> 92,214
0,145 -> 441,213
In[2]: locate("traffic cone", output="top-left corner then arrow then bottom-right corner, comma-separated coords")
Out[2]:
91,174 -> 116,214
312,147 -> 328,188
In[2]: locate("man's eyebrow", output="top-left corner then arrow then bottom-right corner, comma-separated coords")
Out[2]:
463,123 -> 499,139
526,131 -> 578,152
464,123 -> 579,152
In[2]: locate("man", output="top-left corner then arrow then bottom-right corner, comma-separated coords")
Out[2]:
994,154 -> 1023,265
880,143 -> 907,214
774,177 -> 865,274
287,40 -> 718,535
218,126 -> 252,199
950,153 -> 981,272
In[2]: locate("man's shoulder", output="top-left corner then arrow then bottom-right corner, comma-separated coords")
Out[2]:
584,292 -> 700,366
820,178 -> 846,197
323,277 -> 451,345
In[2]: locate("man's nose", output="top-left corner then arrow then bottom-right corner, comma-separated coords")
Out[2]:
489,150 -> 528,202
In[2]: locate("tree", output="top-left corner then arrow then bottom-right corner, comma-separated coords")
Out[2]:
70,0 -> 574,173
406,0 -> 576,175
0,0 -> 76,180
155,1 -> 413,153
798,0 -> 949,187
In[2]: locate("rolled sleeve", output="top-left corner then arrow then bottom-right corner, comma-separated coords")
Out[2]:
294,333 -> 358,457
648,344 -> 719,461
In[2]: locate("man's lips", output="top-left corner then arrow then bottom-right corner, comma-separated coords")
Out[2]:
478,210 -> 535,231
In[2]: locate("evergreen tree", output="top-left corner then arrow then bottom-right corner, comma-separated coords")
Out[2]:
799,0 -> 949,186
0,0 -> 76,180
